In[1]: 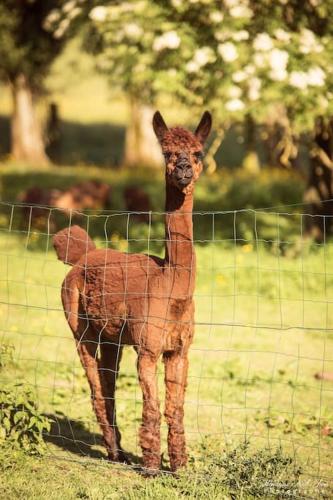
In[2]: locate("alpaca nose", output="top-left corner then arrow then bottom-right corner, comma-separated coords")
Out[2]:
174,165 -> 193,186
174,153 -> 193,186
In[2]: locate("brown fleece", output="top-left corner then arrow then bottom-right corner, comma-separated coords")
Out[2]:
53,225 -> 96,266
53,111 -> 212,472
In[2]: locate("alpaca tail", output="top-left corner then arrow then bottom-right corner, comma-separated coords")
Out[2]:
53,225 -> 96,266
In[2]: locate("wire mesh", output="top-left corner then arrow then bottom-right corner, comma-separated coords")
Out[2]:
0,200 -> 332,493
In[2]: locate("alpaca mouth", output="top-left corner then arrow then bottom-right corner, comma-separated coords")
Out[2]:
177,177 -> 192,187
173,163 -> 193,189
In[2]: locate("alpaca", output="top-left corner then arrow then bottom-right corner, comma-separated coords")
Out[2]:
20,180 -> 111,230
123,186 -> 152,223
53,111 -> 212,472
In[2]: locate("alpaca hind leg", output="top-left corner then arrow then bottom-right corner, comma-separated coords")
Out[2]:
163,351 -> 189,471
74,331 -> 121,460
99,340 -> 129,462
137,353 -> 161,471
61,282 -> 120,460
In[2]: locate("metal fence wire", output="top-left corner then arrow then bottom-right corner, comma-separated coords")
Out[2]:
0,201 -> 332,491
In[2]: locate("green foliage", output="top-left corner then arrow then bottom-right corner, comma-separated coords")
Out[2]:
0,1 -> 86,88
0,343 -> 15,369
0,165 -> 305,255
86,0 -> 333,132
121,443 -> 302,499
0,385 -> 51,455
192,441 -> 302,499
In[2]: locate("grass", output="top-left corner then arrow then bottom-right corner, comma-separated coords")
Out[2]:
0,213 -> 332,498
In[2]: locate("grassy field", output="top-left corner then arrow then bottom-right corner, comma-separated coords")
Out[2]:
0,27 -> 330,497
0,202 -> 332,498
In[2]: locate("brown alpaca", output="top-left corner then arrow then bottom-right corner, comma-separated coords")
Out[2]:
53,111 -> 212,472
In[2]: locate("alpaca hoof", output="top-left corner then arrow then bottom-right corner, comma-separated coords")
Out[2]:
107,450 -> 131,465
118,450 -> 132,465
169,457 -> 187,473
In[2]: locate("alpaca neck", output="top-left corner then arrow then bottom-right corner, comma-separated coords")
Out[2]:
164,183 -> 195,271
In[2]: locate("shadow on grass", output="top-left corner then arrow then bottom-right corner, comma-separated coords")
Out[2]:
0,113 -> 248,168
44,413 -> 140,465
0,114 -> 125,167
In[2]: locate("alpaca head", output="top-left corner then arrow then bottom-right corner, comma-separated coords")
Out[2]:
153,111 -> 212,193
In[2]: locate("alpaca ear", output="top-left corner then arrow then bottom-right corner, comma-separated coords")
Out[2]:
153,111 -> 169,142
195,111 -> 212,144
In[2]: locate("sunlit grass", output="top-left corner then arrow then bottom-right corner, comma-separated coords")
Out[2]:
0,228 -> 332,498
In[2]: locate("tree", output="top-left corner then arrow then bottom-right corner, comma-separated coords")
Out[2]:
87,0 -> 333,232
152,0 -> 333,236
86,2 -> 174,167
86,1 -> 331,163
0,1 -> 86,164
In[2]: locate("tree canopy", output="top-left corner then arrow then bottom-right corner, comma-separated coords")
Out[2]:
0,0 -> 86,90
86,0 -> 333,133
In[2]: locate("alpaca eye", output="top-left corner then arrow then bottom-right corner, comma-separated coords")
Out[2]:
194,151 -> 204,161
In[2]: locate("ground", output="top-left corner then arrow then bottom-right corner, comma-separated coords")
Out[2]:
0,195 -> 332,498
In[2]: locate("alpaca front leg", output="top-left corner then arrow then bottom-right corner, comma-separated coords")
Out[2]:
163,351 -> 189,471
137,353 -> 161,471
100,341 -> 128,462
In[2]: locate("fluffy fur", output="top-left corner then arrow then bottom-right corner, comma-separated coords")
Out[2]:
53,111 -> 212,472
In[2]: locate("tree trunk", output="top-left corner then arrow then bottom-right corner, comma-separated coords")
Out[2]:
243,113 -> 260,174
304,117 -> 333,241
124,97 -> 162,168
10,74 -> 49,164
205,126 -> 226,175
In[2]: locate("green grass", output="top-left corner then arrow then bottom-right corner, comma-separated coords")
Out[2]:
0,221 -> 332,498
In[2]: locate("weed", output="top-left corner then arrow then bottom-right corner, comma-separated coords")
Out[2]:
0,384 -> 51,455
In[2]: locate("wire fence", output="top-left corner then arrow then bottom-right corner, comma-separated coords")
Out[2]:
0,201 -> 332,492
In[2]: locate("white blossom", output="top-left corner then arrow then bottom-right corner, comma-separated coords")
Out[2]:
153,31 -> 180,51
228,85 -> 242,98
289,71 -> 308,89
248,77 -> 261,100
53,18 -> 70,39
46,9 -> 61,24
67,7 -> 81,20
193,47 -> 216,67
269,48 -> 289,81
299,28 -> 323,54
307,66 -> 325,86
123,23 -> 143,39
233,30 -> 249,41
232,70 -> 247,82
225,98 -> 245,111
229,5 -> 252,18
244,64 -> 255,75
186,61 -> 199,73
254,53 -> 266,68
63,1 -> 76,13
218,42 -> 238,62
214,30 -> 228,42
224,0 -> 239,7
89,6 -> 107,22
253,33 -> 273,51
210,11 -> 224,23
167,69 -> 177,77
274,28 -> 291,42
270,68 -> 288,81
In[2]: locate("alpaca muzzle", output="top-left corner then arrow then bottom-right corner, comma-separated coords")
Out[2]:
173,153 -> 193,187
